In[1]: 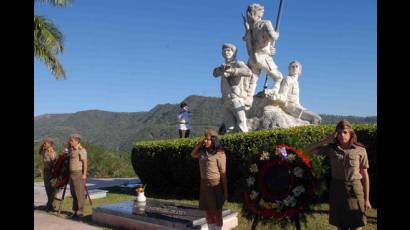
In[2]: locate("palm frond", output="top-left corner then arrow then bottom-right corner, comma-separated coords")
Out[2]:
34,15 -> 66,79
34,16 -> 64,54
34,43 -> 66,79
35,0 -> 73,8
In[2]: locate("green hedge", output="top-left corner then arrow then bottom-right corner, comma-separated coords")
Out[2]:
131,124 -> 377,206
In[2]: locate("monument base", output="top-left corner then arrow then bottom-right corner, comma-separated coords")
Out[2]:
92,199 -> 238,230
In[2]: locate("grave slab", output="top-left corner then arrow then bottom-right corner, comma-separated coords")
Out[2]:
92,198 -> 238,230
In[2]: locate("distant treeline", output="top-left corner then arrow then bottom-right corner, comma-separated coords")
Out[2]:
319,114 -> 376,124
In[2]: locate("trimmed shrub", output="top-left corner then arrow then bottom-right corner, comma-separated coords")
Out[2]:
131,124 -> 377,206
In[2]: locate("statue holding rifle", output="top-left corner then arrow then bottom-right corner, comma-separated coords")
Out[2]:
242,3 -> 284,107
210,1 -> 322,132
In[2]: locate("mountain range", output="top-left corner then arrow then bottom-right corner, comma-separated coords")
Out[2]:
34,95 -> 376,151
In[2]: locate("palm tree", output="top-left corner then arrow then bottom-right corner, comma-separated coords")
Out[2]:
34,0 -> 73,79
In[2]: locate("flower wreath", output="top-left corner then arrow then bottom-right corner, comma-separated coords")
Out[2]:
50,153 -> 70,189
243,144 -> 315,220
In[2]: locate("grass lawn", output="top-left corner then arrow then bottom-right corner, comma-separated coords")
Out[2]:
45,186 -> 377,230
34,177 -> 43,183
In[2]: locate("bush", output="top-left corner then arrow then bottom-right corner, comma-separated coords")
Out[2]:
131,124 -> 377,206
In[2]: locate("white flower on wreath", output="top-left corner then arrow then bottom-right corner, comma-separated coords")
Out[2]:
250,190 -> 259,200
293,167 -> 304,178
287,154 -> 296,162
249,164 -> 258,173
292,185 -> 306,197
283,195 -> 297,207
260,151 -> 270,161
246,177 -> 255,187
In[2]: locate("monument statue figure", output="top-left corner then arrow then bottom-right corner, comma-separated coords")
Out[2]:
213,43 -> 252,132
279,61 -> 322,124
242,3 -> 283,107
208,3 -> 322,132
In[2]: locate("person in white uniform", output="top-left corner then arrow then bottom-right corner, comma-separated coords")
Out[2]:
177,102 -> 191,138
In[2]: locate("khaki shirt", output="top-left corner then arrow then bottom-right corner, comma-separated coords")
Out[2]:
198,147 -> 226,180
41,149 -> 56,169
317,144 -> 369,181
69,148 -> 87,172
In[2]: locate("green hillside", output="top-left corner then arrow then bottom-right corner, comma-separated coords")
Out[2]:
34,95 -> 376,151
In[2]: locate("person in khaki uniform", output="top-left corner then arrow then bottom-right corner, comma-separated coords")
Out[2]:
39,137 -> 57,212
191,129 -> 227,230
67,134 -> 88,218
305,120 -> 371,230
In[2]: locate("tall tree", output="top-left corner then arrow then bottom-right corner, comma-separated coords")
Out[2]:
34,0 -> 73,79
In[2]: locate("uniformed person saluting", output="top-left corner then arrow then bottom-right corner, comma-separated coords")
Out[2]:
305,120 -> 371,230
191,129 -> 228,230
67,134 -> 88,218
39,137 -> 57,212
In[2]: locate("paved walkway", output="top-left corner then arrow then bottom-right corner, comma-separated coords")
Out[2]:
34,177 -> 140,230
34,211 -> 101,230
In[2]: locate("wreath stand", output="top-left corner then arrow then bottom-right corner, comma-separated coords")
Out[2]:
251,214 -> 301,230
54,182 -> 93,216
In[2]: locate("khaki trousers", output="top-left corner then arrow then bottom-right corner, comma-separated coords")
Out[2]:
69,171 -> 85,213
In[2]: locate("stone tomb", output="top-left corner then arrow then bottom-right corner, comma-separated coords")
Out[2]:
92,198 -> 238,229
88,189 -> 108,200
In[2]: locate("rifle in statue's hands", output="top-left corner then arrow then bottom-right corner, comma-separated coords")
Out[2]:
242,13 -> 253,57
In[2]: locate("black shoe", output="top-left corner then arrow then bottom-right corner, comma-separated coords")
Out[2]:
46,207 -> 56,212
45,206 -> 55,212
69,212 -> 79,219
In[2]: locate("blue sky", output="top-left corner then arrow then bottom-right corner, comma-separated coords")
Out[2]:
34,0 -> 376,117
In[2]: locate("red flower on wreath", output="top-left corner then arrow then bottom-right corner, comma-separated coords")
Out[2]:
51,154 -> 70,189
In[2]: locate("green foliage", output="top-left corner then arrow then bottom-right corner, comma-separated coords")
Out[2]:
132,124 -> 377,206
34,142 -> 135,179
84,144 -> 135,178
36,0 -> 73,8
34,0 -> 72,79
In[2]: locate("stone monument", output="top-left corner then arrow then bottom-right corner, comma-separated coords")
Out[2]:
213,43 -> 253,132
242,3 -> 283,107
277,61 -> 322,124
213,3 -> 322,132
